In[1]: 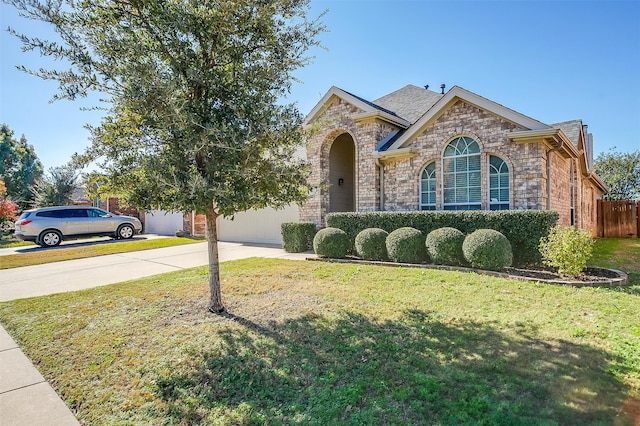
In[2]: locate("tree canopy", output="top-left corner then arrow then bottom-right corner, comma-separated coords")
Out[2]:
594,148 -> 640,200
0,124 -> 43,210
6,0 -> 324,312
31,165 -> 80,207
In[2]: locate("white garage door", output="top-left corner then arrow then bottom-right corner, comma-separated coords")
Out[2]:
144,210 -> 184,235
217,205 -> 299,244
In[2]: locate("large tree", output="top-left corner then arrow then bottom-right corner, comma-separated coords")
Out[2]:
594,148 -> 640,200
31,165 -> 80,207
0,124 -> 43,210
6,0 -> 323,312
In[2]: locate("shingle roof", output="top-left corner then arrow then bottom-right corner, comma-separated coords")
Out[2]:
340,89 -> 401,118
551,120 -> 582,147
373,85 -> 444,124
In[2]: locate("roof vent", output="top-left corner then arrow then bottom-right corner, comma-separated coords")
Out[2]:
440,83 -> 446,94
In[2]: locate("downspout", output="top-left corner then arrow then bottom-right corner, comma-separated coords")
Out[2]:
375,159 -> 384,211
545,141 -> 564,210
191,211 -> 195,236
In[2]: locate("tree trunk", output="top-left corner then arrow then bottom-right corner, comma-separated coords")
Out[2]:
205,204 -> 224,313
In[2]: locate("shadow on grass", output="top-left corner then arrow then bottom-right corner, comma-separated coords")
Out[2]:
154,310 -> 636,425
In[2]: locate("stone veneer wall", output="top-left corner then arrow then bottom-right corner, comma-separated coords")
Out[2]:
302,97 -> 600,235
300,97 -> 399,226
382,100 -> 544,211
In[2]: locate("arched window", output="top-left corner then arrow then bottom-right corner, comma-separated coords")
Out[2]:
420,162 -> 436,210
442,137 -> 481,210
489,155 -> 509,210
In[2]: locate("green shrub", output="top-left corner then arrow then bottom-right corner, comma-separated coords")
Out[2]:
462,229 -> 513,271
313,227 -> 349,258
425,227 -> 465,266
538,225 -> 594,276
326,210 -> 557,267
354,228 -> 388,261
281,222 -> 316,253
385,227 -> 427,264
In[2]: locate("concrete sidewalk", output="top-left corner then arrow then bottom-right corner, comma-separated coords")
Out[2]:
0,241 -> 313,425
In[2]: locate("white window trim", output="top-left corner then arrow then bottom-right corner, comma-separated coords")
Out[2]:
487,155 -> 510,210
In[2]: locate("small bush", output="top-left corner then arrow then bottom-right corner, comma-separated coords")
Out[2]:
385,227 -> 427,264
462,229 -> 512,271
539,225 -> 594,276
425,227 -> 465,266
354,228 -> 388,261
281,222 -> 316,253
313,227 -> 349,259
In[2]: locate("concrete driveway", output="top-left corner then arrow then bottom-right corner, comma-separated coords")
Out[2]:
0,241 -> 312,302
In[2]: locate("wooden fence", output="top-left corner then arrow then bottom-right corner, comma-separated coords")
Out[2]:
597,200 -> 639,238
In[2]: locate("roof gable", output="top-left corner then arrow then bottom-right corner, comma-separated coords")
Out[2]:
386,86 -> 551,151
304,86 -> 409,128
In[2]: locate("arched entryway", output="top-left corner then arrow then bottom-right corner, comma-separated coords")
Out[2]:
328,133 -> 355,212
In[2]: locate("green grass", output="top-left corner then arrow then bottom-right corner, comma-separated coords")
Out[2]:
0,240 -> 639,425
0,234 -> 34,248
590,238 -> 640,287
0,237 -> 201,269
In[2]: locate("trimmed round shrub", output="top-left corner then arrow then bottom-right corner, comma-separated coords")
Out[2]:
385,227 -> 427,264
313,227 -> 349,259
354,228 -> 389,261
462,229 -> 513,271
425,227 -> 465,266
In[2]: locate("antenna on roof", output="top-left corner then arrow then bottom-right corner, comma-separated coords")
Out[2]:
440,83 -> 446,94
424,84 -> 429,90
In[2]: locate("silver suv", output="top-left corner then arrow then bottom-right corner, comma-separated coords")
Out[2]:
14,206 -> 143,247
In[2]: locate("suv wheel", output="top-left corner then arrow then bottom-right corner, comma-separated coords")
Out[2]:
39,230 -> 62,247
117,224 -> 135,239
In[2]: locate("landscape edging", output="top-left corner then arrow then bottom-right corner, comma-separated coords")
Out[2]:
306,257 -> 628,287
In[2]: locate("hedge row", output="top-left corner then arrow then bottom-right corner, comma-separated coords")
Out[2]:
281,222 -> 316,253
326,210 -> 558,267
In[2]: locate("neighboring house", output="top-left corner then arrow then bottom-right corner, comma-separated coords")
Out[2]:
301,84 -> 606,236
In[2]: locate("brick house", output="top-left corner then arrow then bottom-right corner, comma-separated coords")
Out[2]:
300,84 -> 606,235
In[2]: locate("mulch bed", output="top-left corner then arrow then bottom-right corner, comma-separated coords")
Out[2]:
307,257 -> 628,287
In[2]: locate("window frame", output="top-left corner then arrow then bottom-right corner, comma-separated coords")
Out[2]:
488,155 -> 510,211
419,161 -> 437,210
441,136 -> 482,211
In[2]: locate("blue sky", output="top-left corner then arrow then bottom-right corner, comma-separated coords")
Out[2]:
1,0 -> 639,170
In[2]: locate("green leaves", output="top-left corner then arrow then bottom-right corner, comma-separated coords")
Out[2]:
539,225 -> 595,276
0,124 -> 43,210
594,148 -> 640,200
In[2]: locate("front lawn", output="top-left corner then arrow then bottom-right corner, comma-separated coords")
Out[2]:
0,250 -> 638,424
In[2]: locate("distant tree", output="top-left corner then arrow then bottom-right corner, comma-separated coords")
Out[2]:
7,0 -> 324,312
594,148 -> 640,200
0,178 -> 19,228
31,165 -> 79,207
0,197 -> 18,225
0,124 -> 43,209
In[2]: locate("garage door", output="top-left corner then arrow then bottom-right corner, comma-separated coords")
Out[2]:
217,205 -> 299,244
144,210 -> 184,235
